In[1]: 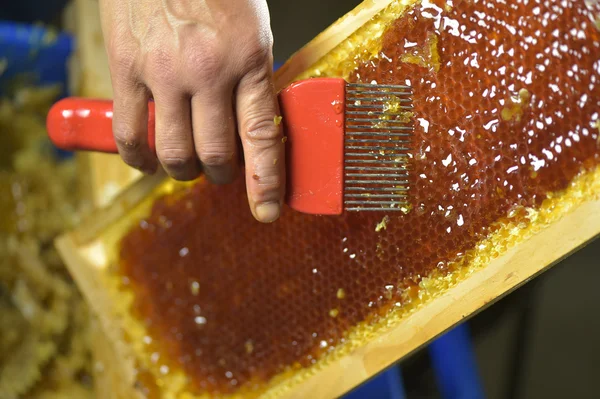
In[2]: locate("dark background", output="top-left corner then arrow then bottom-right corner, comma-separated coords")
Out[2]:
2,0 -> 599,397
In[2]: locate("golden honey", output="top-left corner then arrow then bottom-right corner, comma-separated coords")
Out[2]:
114,0 -> 600,396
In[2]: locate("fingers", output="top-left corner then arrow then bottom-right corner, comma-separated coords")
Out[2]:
153,90 -> 201,180
236,66 -> 285,223
111,80 -> 157,174
191,90 -> 238,185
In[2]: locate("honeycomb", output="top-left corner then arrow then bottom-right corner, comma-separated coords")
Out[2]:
114,0 -> 600,396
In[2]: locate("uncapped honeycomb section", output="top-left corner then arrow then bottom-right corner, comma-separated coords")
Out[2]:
116,0 -> 600,396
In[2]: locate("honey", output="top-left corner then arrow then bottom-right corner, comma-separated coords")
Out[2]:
117,0 -> 600,396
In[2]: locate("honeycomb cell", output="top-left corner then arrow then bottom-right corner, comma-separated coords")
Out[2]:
117,0 -> 600,395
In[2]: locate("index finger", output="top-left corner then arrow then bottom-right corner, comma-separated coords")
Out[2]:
235,67 -> 285,223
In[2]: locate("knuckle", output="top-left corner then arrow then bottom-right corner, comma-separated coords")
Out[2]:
185,43 -> 223,79
253,173 -> 282,202
146,48 -> 178,86
113,125 -> 143,152
242,34 -> 273,71
197,144 -> 234,167
244,117 -> 281,147
109,47 -> 138,80
112,118 -> 149,170
245,46 -> 271,71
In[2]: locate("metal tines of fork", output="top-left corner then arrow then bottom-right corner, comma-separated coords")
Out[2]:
344,82 -> 414,212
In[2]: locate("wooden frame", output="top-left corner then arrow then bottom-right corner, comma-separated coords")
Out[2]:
60,0 -> 600,398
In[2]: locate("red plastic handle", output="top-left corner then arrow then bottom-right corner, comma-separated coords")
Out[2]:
279,78 -> 345,215
46,97 -> 156,153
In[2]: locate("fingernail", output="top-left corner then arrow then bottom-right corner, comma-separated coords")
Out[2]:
255,202 -> 280,223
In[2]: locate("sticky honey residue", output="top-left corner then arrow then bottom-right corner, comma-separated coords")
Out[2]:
245,340 -> 254,355
332,100 -> 344,114
400,204 -> 412,214
530,168 -> 538,179
375,215 -> 390,232
383,95 -> 402,113
501,89 -> 531,122
399,111 -> 414,123
134,367 -> 161,399
376,242 -> 385,260
383,285 -> 394,300
190,281 -> 200,296
400,33 -> 441,72
400,53 -> 427,67
428,34 -> 441,72
382,95 -> 414,124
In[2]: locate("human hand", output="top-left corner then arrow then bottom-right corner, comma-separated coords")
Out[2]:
99,0 -> 284,222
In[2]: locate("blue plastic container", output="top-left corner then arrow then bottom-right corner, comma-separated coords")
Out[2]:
0,21 -> 73,96
344,366 -> 406,399
429,323 -> 486,399
1,22 -> 71,159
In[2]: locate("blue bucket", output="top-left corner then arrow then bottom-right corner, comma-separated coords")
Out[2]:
0,21 -> 74,159
0,21 -> 73,96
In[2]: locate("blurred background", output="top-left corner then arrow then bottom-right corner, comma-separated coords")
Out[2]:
1,0 -> 599,398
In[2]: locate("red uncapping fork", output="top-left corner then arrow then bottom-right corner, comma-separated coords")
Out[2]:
46,78 -> 414,215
